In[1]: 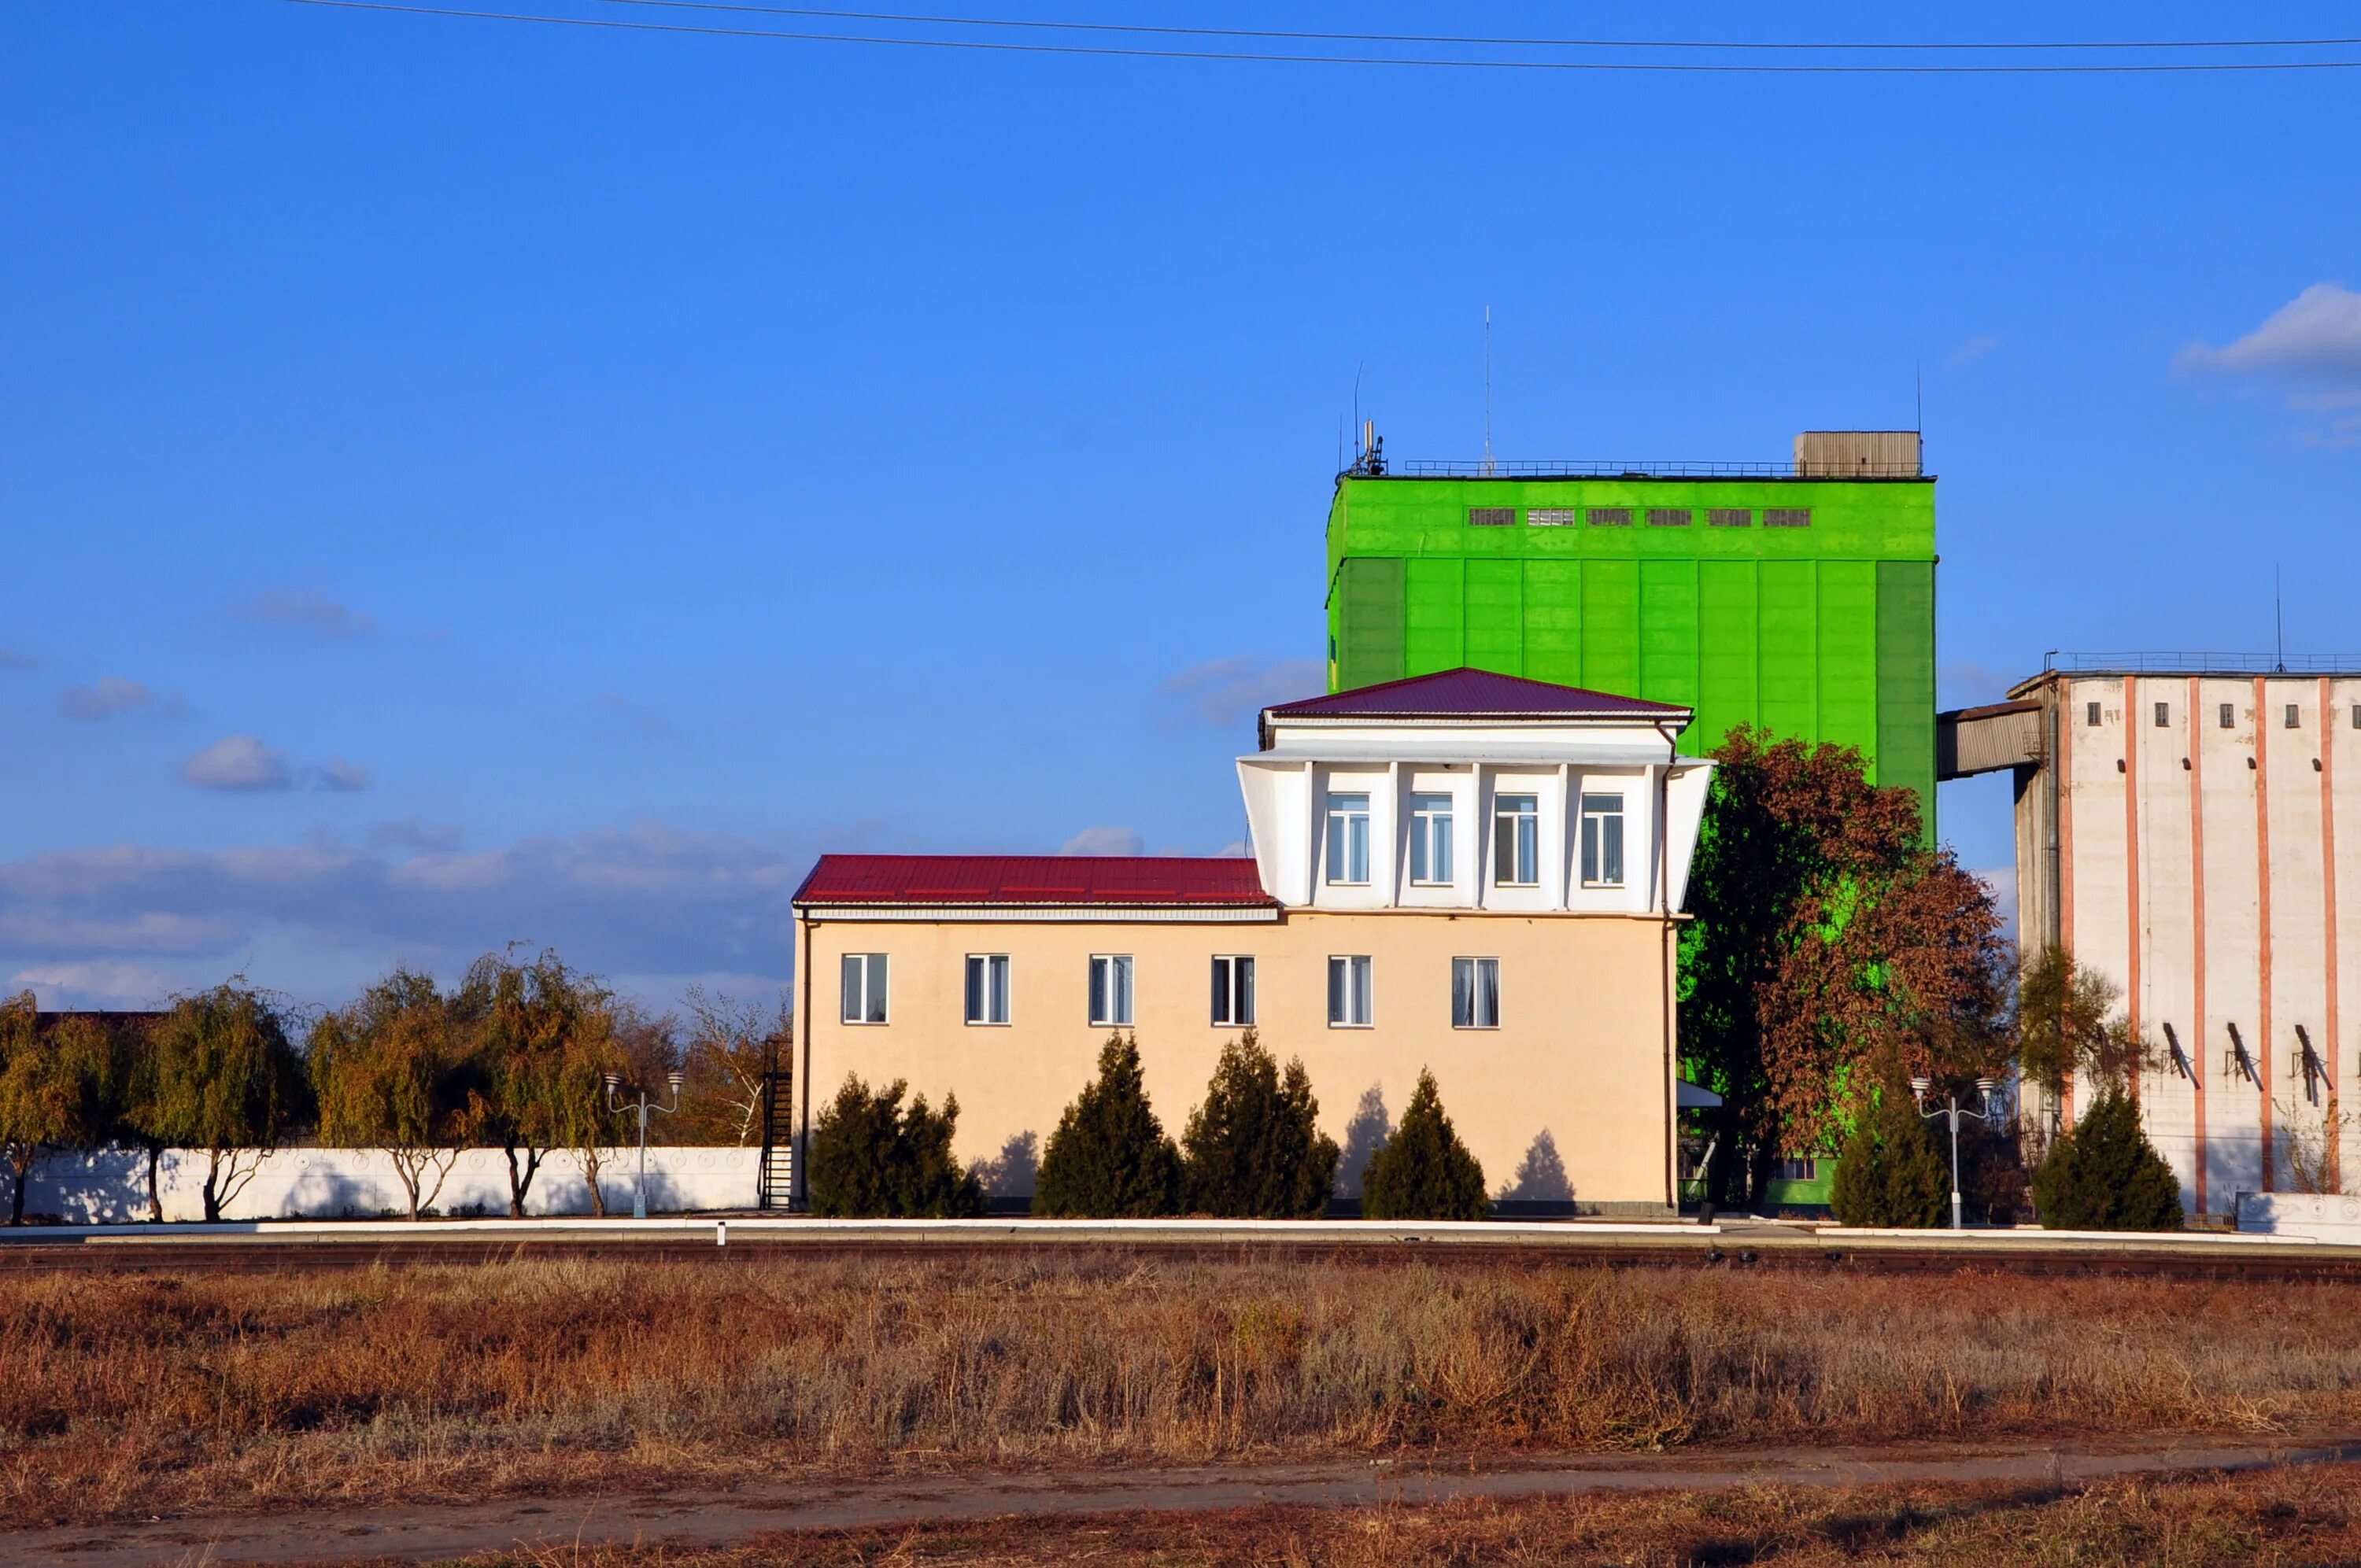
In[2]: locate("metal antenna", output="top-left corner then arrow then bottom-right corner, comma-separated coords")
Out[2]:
1481,305 -> 1495,475
1915,360 -> 1923,434
2276,564 -> 2287,673
1352,360 -> 1364,463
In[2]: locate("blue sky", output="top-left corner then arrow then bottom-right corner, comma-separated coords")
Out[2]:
5,2 -> 2358,1013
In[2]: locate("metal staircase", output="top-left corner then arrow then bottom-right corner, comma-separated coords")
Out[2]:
756,1064 -> 793,1210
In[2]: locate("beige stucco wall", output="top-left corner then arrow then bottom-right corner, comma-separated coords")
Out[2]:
797,909 -> 1676,1212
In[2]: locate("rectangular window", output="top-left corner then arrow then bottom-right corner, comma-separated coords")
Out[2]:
2086,701 -> 2102,727
2287,703 -> 2303,729
1580,793 -> 1626,887
2155,701 -> 2171,728
2351,703 -> 2360,730
1773,1156 -> 1819,1182
1492,793 -> 1539,886
1451,957 -> 1501,1028
1528,507 -> 1576,527
840,954 -> 889,1024
1088,954 -> 1134,1027
1763,507 -> 1813,527
1328,955 -> 1373,1027
1324,792 -> 1371,884
2221,703 -> 2236,729
1211,955 -> 1256,1027
1467,506 -> 1516,526
1646,507 -> 1693,527
1408,791 -> 1454,884
1707,507 -> 1752,527
963,954 -> 1011,1026
1586,507 -> 1631,527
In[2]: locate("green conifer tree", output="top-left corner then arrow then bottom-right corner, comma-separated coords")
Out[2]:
1360,1069 -> 1488,1221
1827,1079 -> 1949,1227
807,1074 -> 986,1218
2031,1087 -> 2183,1230
1033,1034 -> 1181,1217
1180,1031 -> 1339,1218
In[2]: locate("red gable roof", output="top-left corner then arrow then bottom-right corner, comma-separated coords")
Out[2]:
795,854 -> 1277,908
1265,667 -> 1690,723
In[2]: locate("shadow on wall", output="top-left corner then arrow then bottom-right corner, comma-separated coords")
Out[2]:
1336,1086 -> 1391,1198
972,1131 -> 1040,1198
1495,1130 -> 1573,1204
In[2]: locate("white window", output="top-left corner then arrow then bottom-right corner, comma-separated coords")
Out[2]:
1493,793 -> 1539,886
964,954 -> 1011,1026
1580,793 -> 1626,887
1088,954 -> 1134,1027
1325,792 -> 1371,884
1408,792 -> 1454,884
840,954 -> 889,1025
1328,955 -> 1373,1027
1452,957 -> 1500,1029
1211,954 -> 1255,1026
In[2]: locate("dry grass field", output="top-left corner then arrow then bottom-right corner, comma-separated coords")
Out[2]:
6,1253 -> 2361,1528
451,1467 -> 2361,1568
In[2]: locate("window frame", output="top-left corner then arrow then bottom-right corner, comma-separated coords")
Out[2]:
2086,701 -> 2102,727
1210,954 -> 1256,1027
1451,956 -> 1501,1030
1579,791 -> 1628,888
2154,701 -> 2171,728
840,952 -> 890,1025
2287,703 -> 2303,729
1492,792 -> 1540,887
1407,791 -> 1455,886
2221,703 -> 2236,729
1324,791 -> 1372,885
963,953 -> 1011,1027
1088,953 -> 1135,1028
1327,954 -> 1373,1028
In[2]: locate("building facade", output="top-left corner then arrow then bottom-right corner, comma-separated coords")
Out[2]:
1326,431 -> 1936,820
792,670 -> 1715,1215
1947,661 -> 2361,1215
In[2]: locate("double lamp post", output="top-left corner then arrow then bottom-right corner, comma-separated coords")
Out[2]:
604,1069 -> 685,1220
1909,1075 -> 2001,1231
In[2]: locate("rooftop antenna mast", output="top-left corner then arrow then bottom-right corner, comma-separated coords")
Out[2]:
1481,305 -> 1496,476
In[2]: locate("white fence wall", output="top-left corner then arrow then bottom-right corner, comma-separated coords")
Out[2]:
2236,1191 -> 2361,1242
13,1146 -> 759,1223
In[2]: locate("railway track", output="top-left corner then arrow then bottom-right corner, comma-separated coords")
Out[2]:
6,1234 -> 2361,1282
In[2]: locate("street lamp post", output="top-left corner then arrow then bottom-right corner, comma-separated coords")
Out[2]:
1910,1075 -> 2001,1230
604,1069 -> 685,1221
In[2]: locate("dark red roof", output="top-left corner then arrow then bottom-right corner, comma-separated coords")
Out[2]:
1264,667 -> 1690,721
795,854 -> 1277,908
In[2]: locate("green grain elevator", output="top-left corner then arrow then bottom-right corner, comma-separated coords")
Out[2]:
1326,430 -> 1937,819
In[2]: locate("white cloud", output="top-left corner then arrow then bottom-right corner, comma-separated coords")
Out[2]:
0,644 -> 39,672
232,589 -> 376,638
369,816 -> 462,852
314,758 -> 374,792
1211,840 -> 1251,858
2181,282 -> 2361,381
180,736 -> 293,791
1938,662 -> 2022,708
9,960 -> 180,1010
1946,334 -> 2000,368
1061,825 -> 1144,856
1158,655 -> 1326,728
60,676 -> 178,720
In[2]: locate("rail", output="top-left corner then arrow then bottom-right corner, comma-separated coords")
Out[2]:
1347,459 -> 1927,480
2045,651 -> 2361,676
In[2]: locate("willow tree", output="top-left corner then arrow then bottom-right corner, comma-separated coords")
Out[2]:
311,968 -> 479,1220
0,995 -> 120,1225
461,950 -> 619,1216
135,983 -> 309,1222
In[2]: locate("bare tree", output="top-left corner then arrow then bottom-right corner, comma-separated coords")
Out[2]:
678,987 -> 789,1146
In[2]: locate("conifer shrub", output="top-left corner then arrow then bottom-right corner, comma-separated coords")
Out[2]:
1033,1033 -> 1182,1217
2031,1086 -> 2183,1231
1359,1068 -> 1487,1221
1180,1031 -> 1339,1218
807,1074 -> 985,1218
1827,1079 -> 1949,1227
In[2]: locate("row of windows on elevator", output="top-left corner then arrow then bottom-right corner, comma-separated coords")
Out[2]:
838,951 -> 1507,1031
1321,791 -> 1626,888
1465,506 -> 1812,529
2089,700 -> 2361,730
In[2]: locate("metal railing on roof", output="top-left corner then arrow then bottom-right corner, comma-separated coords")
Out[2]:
2043,651 -> 2361,676
1359,459 -> 1925,480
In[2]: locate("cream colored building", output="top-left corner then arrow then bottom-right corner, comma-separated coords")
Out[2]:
791,669 -> 1716,1216
1945,660 -> 2361,1215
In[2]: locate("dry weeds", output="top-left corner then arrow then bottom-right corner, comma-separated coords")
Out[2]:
5,1253 -> 2360,1527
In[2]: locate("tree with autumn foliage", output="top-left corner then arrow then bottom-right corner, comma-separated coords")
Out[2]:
1681,729 -> 2013,1208
460,949 -> 622,1217
310,968 -> 482,1220
0,994 -> 122,1225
